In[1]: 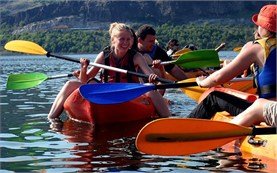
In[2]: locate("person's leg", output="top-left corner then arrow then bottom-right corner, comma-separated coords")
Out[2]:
188,91 -> 252,119
231,98 -> 276,126
48,80 -> 82,120
231,99 -> 265,126
146,90 -> 171,118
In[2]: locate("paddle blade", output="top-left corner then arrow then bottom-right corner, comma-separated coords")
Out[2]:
80,83 -> 156,104
178,78 -> 207,102
175,49 -> 220,69
136,118 -> 252,156
4,40 -> 47,55
233,47 -> 242,52
172,48 -> 191,58
7,72 -> 48,90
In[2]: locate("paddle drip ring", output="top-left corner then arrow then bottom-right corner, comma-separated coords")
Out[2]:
46,52 -> 51,57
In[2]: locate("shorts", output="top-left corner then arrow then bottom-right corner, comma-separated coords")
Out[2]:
263,102 -> 277,126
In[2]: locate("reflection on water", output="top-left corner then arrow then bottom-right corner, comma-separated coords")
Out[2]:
0,55 -> 275,172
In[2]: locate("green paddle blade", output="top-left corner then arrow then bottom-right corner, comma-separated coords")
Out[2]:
7,72 -> 48,90
175,49 -> 220,69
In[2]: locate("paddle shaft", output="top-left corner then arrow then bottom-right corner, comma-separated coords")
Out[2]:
46,52 -> 173,83
146,127 -> 276,142
48,73 -> 74,80
154,77 -> 252,90
253,127 -> 276,135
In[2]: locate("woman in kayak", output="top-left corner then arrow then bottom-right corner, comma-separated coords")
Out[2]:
48,22 -> 171,120
188,5 -> 276,122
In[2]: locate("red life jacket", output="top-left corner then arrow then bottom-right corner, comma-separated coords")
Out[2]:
101,46 -> 139,83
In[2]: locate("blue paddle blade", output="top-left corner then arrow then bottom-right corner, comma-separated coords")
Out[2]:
79,83 -> 156,104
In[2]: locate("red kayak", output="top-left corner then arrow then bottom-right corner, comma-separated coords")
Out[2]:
64,88 -> 158,125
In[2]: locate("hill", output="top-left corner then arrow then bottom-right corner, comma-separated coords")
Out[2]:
1,1 -> 273,33
0,1 -> 275,53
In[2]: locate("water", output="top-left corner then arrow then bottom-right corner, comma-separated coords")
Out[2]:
0,52 -> 274,172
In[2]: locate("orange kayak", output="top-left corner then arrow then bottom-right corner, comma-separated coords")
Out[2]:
164,72 -> 256,102
181,78 -> 256,102
64,88 -> 158,125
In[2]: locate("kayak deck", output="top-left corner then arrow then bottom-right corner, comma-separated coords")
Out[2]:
212,112 -> 277,160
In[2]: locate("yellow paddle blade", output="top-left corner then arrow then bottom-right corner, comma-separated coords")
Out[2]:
178,78 -> 207,102
136,118 -> 252,156
233,46 -> 242,52
172,48 -> 191,58
4,40 -> 47,55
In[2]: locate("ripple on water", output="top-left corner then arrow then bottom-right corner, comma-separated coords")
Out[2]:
16,105 -> 35,110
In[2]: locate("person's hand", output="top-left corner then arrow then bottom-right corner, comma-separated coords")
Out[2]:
73,70 -> 80,78
148,73 -> 158,83
152,59 -> 163,69
196,76 -> 207,87
80,58 -> 90,69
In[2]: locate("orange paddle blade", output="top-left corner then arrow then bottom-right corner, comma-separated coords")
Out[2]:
136,118 -> 252,156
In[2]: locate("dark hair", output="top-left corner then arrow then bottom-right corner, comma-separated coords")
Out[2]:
184,44 -> 198,51
136,24 -> 156,40
130,28 -> 138,50
166,39 -> 179,50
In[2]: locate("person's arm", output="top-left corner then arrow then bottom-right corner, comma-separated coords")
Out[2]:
197,41 -> 262,88
79,52 -> 105,83
168,65 -> 188,80
79,58 -> 90,83
133,52 -> 158,83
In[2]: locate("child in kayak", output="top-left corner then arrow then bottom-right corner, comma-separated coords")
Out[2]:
188,5 -> 276,122
48,22 -> 171,120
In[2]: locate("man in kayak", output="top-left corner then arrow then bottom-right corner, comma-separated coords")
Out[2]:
166,39 -> 180,57
48,22 -> 171,120
135,24 -> 189,80
187,4 -> 276,124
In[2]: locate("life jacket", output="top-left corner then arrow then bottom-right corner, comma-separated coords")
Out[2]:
253,37 -> 276,98
148,44 -> 157,59
101,46 -> 139,83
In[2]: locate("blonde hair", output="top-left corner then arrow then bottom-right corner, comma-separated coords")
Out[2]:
109,22 -> 133,45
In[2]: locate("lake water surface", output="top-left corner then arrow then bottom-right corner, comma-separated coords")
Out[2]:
0,52 -> 275,172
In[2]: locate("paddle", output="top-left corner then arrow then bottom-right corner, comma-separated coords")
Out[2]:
135,118 -> 276,156
233,46 -> 242,52
80,77 -> 253,104
6,72 -> 74,90
161,43 -> 225,68
171,48 -> 191,58
80,81 -> 198,104
4,40 -> 172,84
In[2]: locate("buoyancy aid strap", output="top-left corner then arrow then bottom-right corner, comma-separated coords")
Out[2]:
259,84 -> 276,96
255,37 -> 276,60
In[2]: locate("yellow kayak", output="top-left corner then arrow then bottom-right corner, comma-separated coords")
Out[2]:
212,112 -> 276,160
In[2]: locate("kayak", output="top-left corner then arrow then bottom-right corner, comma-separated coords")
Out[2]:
199,87 -> 277,160
212,111 -> 277,160
64,88 -> 158,125
181,78 -> 256,102
164,71 -> 256,102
